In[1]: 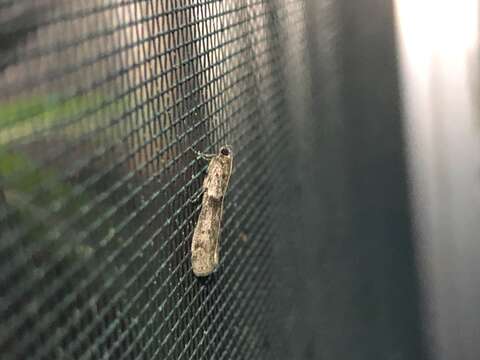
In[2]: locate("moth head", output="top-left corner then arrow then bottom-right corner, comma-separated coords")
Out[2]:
219,145 -> 232,157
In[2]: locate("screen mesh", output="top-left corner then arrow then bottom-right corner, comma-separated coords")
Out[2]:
1,1 -> 427,359
0,1 -> 305,359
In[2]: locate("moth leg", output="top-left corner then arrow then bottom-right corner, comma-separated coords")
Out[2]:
190,147 -> 216,161
190,187 -> 204,204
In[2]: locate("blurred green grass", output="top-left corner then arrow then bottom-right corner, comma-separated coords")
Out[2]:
0,146 -> 97,260
0,94 -> 123,145
0,94 -> 120,258
1,95 -> 90,129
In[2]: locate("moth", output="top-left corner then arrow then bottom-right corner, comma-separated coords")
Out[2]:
191,145 -> 233,277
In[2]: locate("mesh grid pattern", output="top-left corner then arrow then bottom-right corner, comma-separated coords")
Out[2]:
0,0 -> 305,358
